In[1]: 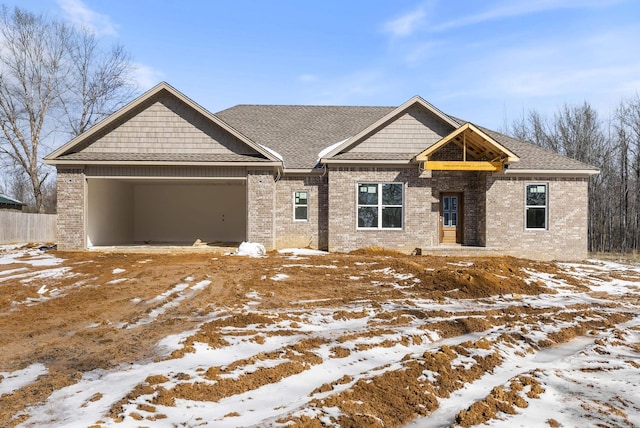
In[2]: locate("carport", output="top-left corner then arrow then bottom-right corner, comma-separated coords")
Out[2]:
86,177 -> 247,247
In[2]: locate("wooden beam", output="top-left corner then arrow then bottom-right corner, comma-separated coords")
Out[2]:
425,160 -> 503,171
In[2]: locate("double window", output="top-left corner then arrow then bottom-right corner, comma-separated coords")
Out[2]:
525,183 -> 547,229
357,183 -> 403,229
294,190 -> 308,221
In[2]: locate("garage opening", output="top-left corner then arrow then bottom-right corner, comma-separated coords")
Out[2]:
86,178 -> 246,247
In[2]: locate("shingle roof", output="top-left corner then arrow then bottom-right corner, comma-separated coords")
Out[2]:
216,105 -> 394,169
331,152 -> 414,161
445,116 -> 597,171
482,128 -> 597,171
217,105 -> 598,172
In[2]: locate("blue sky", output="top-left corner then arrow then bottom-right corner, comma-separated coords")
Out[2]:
5,0 -> 640,130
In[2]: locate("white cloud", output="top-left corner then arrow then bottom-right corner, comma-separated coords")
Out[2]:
431,0 -> 626,32
309,69 -> 400,106
403,40 -> 442,65
56,0 -> 118,36
382,5 -> 427,37
298,74 -> 319,83
132,63 -> 165,90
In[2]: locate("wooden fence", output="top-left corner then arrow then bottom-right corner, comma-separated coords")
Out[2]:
0,211 -> 57,244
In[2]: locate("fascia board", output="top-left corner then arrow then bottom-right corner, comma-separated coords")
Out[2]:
44,159 -> 282,167
501,168 -> 600,177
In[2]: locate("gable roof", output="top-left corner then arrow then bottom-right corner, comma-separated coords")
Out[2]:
45,82 -> 281,166
446,117 -> 598,173
44,82 -> 599,175
416,122 -> 520,163
218,100 -> 597,174
320,95 -> 459,161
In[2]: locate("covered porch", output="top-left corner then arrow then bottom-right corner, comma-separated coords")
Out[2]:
415,123 -> 520,247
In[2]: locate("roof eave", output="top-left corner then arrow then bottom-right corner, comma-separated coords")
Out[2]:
45,159 -> 282,167
502,168 -> 600,177
282,168 -> 325,175
321,158 -> 412,165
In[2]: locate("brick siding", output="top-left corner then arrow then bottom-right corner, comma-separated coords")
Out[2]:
273,175 -> 328,250
485,175 -> 589,260
55,164 -> 590,260
56,168 -> 85,250
327,166 -> 437,253
246,170 -> 276,250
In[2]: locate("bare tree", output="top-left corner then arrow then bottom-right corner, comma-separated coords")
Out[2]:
0,5 -> 135,213
58,30 -> 135,136
615,95 -> 640,252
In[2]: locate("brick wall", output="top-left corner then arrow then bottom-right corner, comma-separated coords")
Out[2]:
430,170 -> 489,246
326,167 -> 493,253
485,175 -> 589,260
327,167 -> 437,252
247,170 -> 276,249
56,168 -> 85,250
274,175 -> 328,250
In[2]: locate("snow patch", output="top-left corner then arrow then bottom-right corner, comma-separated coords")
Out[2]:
318,138 -> 348,161
258,144 -> 283,161
0,363 -> 48,395
234,242 -> 266,257
278,248 -> 328,257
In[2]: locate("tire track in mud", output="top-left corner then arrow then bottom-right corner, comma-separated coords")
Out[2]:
1,246 -> 639,427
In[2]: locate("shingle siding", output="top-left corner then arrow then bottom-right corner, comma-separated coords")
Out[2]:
347,105 -> 454,154
81,95 -> 259,156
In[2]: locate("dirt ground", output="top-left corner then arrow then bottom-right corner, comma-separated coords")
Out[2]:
0,245 -> 638,427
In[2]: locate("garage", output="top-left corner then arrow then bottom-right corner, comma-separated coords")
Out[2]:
86,178 -> 247,247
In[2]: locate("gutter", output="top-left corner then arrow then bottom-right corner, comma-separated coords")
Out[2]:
502,168 -> 600,177
44,160 -> 283,167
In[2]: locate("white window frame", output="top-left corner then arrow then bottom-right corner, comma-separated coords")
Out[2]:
356,182 -> 404,230
293,190 -> 308,221
524,183 -> 548,230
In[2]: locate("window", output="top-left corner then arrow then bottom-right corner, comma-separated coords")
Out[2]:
525,184 -> 547,229
442,195 -> 458,227
357,183 -> 403,229
294,191 -> 308,221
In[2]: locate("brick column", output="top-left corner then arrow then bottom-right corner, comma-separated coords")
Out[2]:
56,168 -> 85,250
246,169 -> 276,249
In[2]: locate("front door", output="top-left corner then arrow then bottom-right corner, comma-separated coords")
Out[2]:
440,193 -> 463,244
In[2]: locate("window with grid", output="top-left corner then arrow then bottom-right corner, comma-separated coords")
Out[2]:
525,184 -> 547,229
294,190 -> 308,221
357,183 -> 403,229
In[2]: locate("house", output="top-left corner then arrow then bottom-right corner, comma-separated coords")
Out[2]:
44,82 -> 598,260
0,194 -> 24,211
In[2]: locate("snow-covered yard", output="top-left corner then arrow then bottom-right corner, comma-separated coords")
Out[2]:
0,245 -> 639,427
